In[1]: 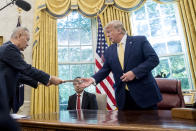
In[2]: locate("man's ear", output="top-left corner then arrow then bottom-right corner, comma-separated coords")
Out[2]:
16,33 -> 21,39
19,32 -> 23,38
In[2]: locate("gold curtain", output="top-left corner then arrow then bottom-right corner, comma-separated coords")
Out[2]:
99,6 -> 132,45
44,0 -> 145,18
46,0 -> 71,17
0,36 -> 3,45
177,0 -> 196,89
114,0 -> 146,10
78,0 -> 105,16
31,0 -> 59,114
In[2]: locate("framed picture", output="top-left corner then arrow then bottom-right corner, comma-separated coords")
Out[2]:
0,36 -> 3,46
183,93 -> 195,105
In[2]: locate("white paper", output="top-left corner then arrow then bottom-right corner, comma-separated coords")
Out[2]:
10,114 -> 28,119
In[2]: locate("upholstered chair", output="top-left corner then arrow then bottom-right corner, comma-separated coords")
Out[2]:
95,93 -> 107,110
155,78 -> 185,109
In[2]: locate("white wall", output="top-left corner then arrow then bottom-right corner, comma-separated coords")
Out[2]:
0,0 -> 35,115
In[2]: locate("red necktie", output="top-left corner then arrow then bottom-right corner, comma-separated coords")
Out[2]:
77,109 -> 82,120
77,94 -> 81,110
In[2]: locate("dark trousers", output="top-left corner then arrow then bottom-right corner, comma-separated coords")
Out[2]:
123,90 -> 157,110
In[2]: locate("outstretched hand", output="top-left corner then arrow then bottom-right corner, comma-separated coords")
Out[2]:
79,78 -> 94,88
47,76 -> 64,86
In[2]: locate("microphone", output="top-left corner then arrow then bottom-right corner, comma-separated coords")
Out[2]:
15,0 -> 31,11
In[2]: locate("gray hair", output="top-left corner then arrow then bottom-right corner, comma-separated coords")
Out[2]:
104,20 -> 126,34
11,27 -> 29,39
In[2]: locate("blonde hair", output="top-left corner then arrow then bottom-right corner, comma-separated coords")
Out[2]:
11,27 -> 29,39
104,20 -> 126,34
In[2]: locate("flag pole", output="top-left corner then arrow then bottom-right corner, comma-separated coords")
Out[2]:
17,7 -> 22,27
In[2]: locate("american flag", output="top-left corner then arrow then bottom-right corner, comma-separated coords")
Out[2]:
95,17 -> 117,110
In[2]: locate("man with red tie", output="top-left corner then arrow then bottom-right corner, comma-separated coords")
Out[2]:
67,77 -> 98,110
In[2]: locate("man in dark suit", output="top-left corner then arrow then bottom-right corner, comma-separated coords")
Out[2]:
67,77 -> 98,110
81,20 -> 162,110
0,27 -> 64,111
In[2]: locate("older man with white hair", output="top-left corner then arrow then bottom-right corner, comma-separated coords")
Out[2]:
0,27 -> 64,111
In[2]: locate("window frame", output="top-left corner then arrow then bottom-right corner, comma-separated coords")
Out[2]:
57,13 -> 97,110
130,0 -> 193,90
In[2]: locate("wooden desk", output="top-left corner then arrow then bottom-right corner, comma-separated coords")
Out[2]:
17,110 -> 196,131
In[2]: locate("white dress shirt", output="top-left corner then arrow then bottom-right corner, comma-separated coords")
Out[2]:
117,33 -> 127,54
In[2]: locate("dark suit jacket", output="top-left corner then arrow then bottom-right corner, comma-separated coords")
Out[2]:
18,73 -> 38,88
67,91 -> 98,110
0,41 -> 50,110
0,79 -> 20,131
12,73 -> 38,113
93,36 -> 162,110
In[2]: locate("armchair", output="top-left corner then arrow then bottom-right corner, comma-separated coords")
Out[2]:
155,78 -> 185,109
95,93 -> 107,110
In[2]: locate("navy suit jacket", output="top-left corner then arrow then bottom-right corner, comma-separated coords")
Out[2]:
0,85 -> 20,131
93,36 -> 162,110
0,41 -> 50,109
12,74 -> 38,113
67,91 -> 98,110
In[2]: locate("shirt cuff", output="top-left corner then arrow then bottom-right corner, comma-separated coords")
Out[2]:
90,77 -> 96,86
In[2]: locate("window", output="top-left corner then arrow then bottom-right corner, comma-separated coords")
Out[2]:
131,0 -> 193,90
57,11 -> 96,111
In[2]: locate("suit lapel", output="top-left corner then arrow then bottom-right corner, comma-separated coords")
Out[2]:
113,43 -> 124,72
124,36 -> 134,71
73,94 -> 77,109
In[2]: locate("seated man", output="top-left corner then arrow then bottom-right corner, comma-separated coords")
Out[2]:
67,77 -> 98,110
